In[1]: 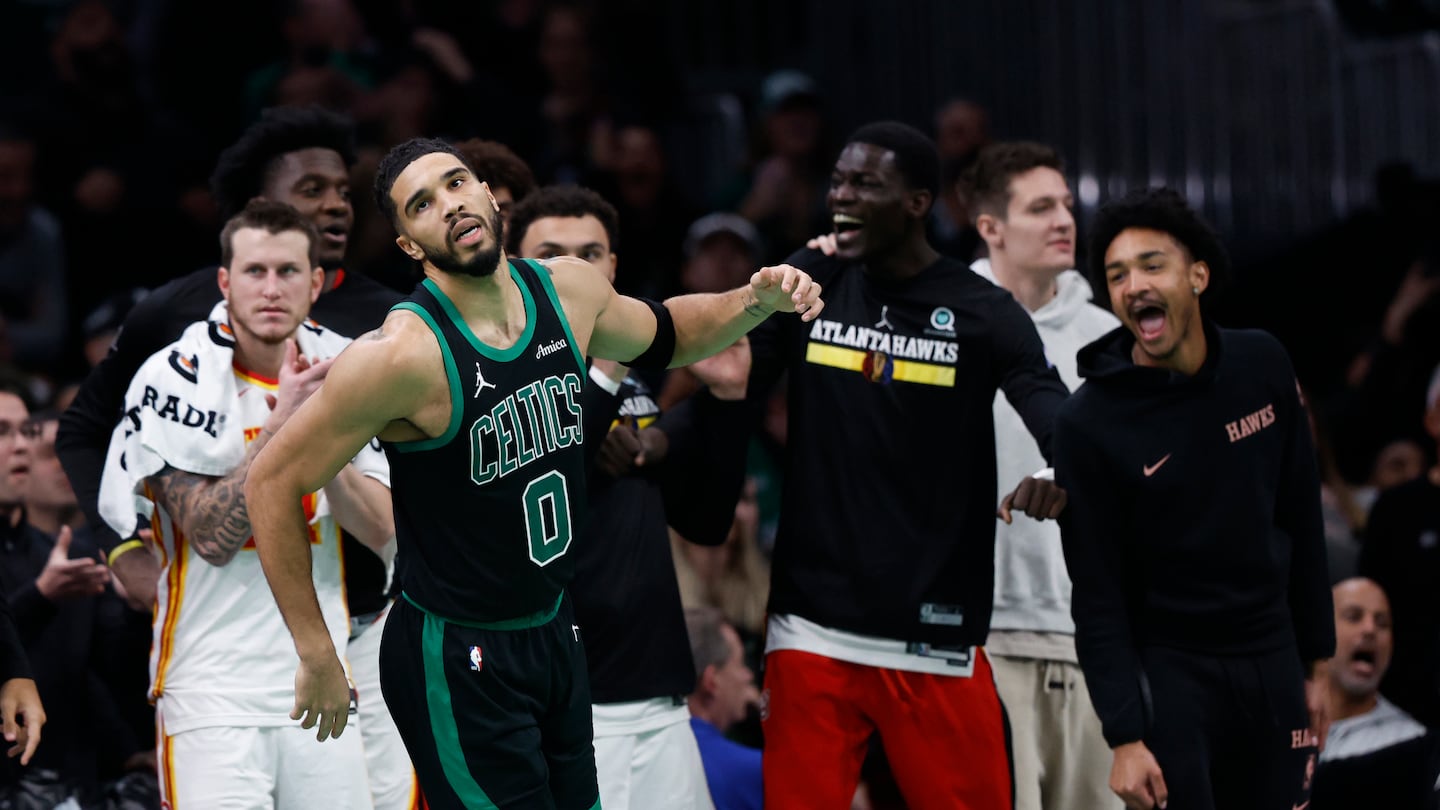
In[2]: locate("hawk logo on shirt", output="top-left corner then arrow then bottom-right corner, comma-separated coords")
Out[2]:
208,320 -> 236,348
862,351 -> 894,384
168,350 -> 199,384
469,645 -> 483,672
474,362 -> 496,398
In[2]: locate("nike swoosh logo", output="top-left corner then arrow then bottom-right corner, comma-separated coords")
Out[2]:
1143,453 -> 1172,477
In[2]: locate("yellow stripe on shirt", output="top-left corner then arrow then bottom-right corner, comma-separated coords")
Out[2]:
805,342 -> 956,388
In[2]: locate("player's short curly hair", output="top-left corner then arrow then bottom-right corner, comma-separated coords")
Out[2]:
506,185 -> 619,256
1086,187 -> 1231,302
372,137 -> 472,228
209,105 -> 357,221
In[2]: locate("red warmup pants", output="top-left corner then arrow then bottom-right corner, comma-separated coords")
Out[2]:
762,648 -> 1013,810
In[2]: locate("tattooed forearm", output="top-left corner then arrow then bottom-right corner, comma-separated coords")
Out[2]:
149,427 -> 275,567
740,288 -> 771,319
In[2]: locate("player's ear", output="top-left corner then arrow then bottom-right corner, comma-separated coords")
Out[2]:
396,234 -> 425,262
1189,260 -> 1210,296
217,267 -> 231,303
700,664 -> 721,695
905,188 -> 932,220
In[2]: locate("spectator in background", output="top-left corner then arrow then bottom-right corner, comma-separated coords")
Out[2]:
1309,389 -> 1369,583
588,121 -> 700,300
534,2 -> 610,186
22,417 -> 82,540
0,377 -> 42,778
0,388 -> 111,807
242,0 -> 373,120
28,410 -> 159,807
930,97 -> 991,262
716,69 -> 832,266
1359,364 -> 1440,729
680,213 -> 766,296
1313,577 -> 1439,809
660,213 -> 767,406
0,126 -> 67,375
78,289 -> 149,372
684,606 -> 761,810
964,141 -> 1116,810
29,0 -> 205,333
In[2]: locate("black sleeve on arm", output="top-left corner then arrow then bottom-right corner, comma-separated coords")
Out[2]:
1055,406 -> 1145,748
623,299 -> 676,370
1277,367 -> 1337,666
57,289 -> 189,553
993,298 -> 1069,462
7,581 -> 56,644
655,391 -> 749,547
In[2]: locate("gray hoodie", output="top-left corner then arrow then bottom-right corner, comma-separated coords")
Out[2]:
971,259 -> 1119,652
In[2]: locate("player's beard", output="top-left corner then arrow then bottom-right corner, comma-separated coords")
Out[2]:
432,209 -> 506,278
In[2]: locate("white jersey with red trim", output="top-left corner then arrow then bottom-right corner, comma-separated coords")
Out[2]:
148,369 -> 350,735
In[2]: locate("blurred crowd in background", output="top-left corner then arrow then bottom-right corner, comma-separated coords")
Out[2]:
0,0 -> 1439,808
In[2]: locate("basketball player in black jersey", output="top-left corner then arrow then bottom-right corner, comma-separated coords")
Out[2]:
247,137 -> 824,810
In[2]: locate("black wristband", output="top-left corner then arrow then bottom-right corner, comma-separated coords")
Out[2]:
626,298 -> 677,369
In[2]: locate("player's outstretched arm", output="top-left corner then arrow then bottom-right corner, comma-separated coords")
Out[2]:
247,322 -> 431,741
578,262 -> 823,368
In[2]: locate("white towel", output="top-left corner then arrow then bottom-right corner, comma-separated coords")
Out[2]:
99,302 -> 389,539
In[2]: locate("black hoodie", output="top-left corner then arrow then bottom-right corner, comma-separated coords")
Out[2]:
1054,320 -> 1335,748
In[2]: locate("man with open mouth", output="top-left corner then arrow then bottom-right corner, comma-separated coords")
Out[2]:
1054,187 -> 1334,810
1310,577 -> 1438,808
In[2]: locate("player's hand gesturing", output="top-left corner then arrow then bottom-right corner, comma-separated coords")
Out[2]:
749,265 -> 825,322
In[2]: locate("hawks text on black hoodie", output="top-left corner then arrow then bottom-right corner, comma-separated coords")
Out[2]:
748,248 -> 1069,647
1054,320 -> 1335,747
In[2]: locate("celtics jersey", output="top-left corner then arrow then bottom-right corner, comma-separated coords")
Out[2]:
383,260 -> 589,623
